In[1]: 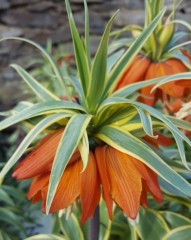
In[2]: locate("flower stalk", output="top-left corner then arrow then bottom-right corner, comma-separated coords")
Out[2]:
89,206 -> 100,240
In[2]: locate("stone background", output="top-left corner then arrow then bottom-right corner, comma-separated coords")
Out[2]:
0,0 -> 191,109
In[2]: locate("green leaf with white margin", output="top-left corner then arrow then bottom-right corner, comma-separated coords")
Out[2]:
135,208 -> 169,240
159,178 -> 189,199
0,37 -> 70,99
151,72 -> 191,92
96,125 -> 191,197
0,101 -> 33,117
65,0 -> 90,96
86,11 -> 119,112
131,100 -> 191,145
168,41 -> 191,53
103,9 -> 165,96
162,225 -> 191,240
84,0 -> 91,68
161,211 -> 191,229
0,113 -> 70,182
0,188 -> 15,206
78,130 -> 89,171
46,114 -> 92,213
171,131 -> 190,170
171,19 -> 191,32
59,213 -> 84,240
112,73 -> 191,98
107,50 -> 125,73
25,234 -> 65,240
0,101 -> 84,131
11,64 -> 59,101
136,108 -> 156,138
167,116 -> 191,132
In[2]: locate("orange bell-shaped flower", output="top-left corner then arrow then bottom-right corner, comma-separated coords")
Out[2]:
13,129 -> 163,223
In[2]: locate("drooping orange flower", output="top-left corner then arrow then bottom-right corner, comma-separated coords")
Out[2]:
13,129 -> 163,223
116,51 -> 191,106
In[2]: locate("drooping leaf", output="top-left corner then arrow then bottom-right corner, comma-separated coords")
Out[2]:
11,64 -> 59,101
0,101 -> 84,131
0,37 -> 70,98
112,73 -> 191,98
46,114 -> 92,213
0,101 -> 33,117
136,108 -> 156,138
167,116 -> 191,132
0,113 -> 70,181
171,131 -> 189,170
151,72 -> 191,92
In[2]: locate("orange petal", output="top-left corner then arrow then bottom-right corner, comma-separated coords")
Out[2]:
42,160 -> 81,213
32,191 -> 43,204
140,63 -> 159,106
106,147 -> 142,219
143,135 -> 160,150
155,133 -> 173,147
95,146 -> 113,219
27,173 -> 49,200
176,80 -> 191,88
12,129 -> 64,179
173,51 -> 191,89
12,129 -> 81,180
80,152 -> 101,224
140,179 -> 149,208
144,132 -> 173,149
160,60 -> 185,97
129,157 -> 163,203
116,55 -> 150,90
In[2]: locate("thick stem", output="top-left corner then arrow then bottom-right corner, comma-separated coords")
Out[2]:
89,206 -> 100,240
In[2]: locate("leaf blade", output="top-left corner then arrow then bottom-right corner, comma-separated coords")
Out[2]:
0,113 -> 70,181
0,101 -> 84,131
11,64 -> 59,101
46,114 -> 92,213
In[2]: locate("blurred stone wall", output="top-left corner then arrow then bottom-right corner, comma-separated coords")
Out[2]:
0,0 -> 190,109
